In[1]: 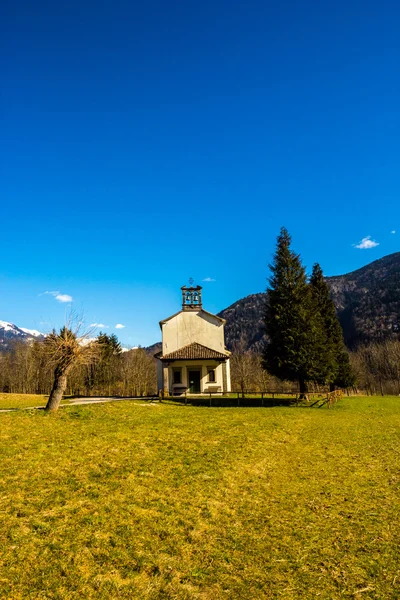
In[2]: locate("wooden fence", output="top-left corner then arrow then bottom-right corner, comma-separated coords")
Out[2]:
164,389 -> 344,408
326,389 -> 344,408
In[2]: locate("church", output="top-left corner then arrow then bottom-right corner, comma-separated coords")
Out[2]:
155,283 -> 231,396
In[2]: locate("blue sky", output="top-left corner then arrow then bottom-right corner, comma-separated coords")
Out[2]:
2,0 -> 399,346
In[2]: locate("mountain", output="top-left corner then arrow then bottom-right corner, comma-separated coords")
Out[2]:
19,327 -> 44,338
145,342 -> 162,356
217,293 -> 266,353
218,252 -> 400,351
328,252 -> 400,347
0,321 -> 45,346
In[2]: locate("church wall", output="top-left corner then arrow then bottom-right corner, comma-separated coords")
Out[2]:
162,310 -> 225,354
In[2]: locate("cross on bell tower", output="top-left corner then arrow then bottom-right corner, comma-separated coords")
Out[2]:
181,279 -> 202,310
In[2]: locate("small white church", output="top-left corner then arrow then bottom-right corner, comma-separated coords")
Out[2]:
155,283 -> 231,396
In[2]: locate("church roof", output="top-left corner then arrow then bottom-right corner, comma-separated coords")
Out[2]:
157,342 -> 230,361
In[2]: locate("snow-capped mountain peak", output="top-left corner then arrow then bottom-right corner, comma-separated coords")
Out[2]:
0,320 -> 18,332
20,327 -> 44,338
0,320 -> 45,345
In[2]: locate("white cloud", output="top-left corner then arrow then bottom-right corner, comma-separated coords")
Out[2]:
42,291 -> 73,303
115,324 -> 125,329
55,294 -> 73,303
354,236 -> 379,250
202,277 -> 216,282
90,323 -> 109,329
391,230 -> 396,234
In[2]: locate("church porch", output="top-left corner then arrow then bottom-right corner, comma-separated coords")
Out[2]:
162,359 -> 230,396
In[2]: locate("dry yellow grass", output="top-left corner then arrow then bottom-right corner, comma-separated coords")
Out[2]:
0,396 -> 399,599
0,393 -> 72,410
0,393 -> 49,409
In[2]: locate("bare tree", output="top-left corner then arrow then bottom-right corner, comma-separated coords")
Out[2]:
44,318 -> 100,412
230,336 -> 270,393
121,348 -> 157,396
382,339 -> 400,395
350,339 -> 400,396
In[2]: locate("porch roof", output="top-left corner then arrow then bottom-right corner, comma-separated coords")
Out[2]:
156,342 -> 230,361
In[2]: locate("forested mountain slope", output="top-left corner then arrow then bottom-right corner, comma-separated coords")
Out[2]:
218,253 -> 400,351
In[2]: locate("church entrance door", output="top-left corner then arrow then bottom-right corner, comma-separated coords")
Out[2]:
188,370 -> 201,393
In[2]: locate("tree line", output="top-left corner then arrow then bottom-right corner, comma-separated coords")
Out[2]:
230,337 -> 400,397
0,332 -> 157,406
1,322 -> 396,404
351,339 -> 400,396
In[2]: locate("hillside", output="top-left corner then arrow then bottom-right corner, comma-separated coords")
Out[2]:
217,293 -> 267,353
328,252 -> 400,346
218,252 -> 400,351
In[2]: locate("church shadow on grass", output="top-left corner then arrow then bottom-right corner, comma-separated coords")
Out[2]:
166,396 -> 320,408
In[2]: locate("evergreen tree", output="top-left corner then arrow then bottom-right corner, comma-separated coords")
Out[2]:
334,349 -> 355,389
309,263 -> 355,390
94,332 -> 123,395
263,228 -> 327,395
97,332 -> 122,358
108,334 -> 122,355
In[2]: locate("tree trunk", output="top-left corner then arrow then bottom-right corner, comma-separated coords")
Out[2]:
299,378 -> 308,400
45,370 -> 68,412
329,382 -> 335,392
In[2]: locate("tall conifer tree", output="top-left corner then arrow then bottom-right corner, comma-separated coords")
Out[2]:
309,263 -> 355,390
263,228 -> 327,394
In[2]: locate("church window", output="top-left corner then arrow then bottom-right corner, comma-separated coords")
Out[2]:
207,369 -> 216,382
173,369 -> 182,384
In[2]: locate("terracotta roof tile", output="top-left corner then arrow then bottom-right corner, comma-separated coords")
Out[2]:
159,342 -> 229,361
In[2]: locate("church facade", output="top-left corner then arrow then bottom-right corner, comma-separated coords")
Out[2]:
155,284 -> 231,396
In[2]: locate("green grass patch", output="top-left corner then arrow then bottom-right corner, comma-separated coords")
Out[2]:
1,396 -> 399,598
0,393 -> 72,410
0,393 -> 49,409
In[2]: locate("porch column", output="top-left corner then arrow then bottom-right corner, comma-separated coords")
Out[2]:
222,361 -> 227,394
163,364 -> 169,394
182,366 -> 187,390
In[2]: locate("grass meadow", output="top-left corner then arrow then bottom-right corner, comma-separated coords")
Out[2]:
0,394 -> 71,410
1,395 -> 399,599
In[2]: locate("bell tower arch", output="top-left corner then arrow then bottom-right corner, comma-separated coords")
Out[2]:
181,279 -> 202,311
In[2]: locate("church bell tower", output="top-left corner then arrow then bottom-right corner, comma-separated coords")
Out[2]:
181,280 -> 202,311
